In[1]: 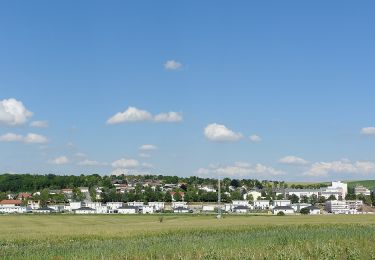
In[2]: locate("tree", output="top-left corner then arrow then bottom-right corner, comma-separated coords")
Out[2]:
247,194 -> 254,202
309,195 -> 318,205
300,208 -> 310,215
277,211 -> 285,216
300,196 -> 309,203
230,179 -> 240,188
276,194 -> 284,200
39,188 -> 50,207
289,194 -> 299,204
327,195 -> 337,201
164,192 -> 172,202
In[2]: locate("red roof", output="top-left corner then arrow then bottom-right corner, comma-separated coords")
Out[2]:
17,193 -> 32,199
0,200 -> 22,205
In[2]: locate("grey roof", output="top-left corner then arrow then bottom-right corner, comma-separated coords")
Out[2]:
274,206 -> 293,210
74,207 -> 95,211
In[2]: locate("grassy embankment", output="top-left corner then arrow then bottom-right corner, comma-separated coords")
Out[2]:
1,214 -> 375,259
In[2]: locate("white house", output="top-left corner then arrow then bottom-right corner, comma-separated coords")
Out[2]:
27,200 -> 41,210
118,206 -> 138,214
34,207 -> 55,214
354,186 -> 371,196
233,205 -> 249,214
232,200 -> 250,207
48,205 -> 65,212
244,191 -> 262,201
172,201 -> 187,209
305,206 -> 321,215
148,202 -> 165,211
273,200 -> 291,208
273,206 -> 294,215
128,202 -> 144,207
69,202 -> 82,211
142,205 -> 154,214
253,200 -> 270,210
173,207 -> 190,213
74,207 -> 96,214
0,200 -> 28,214
291,203 -> 311,213
325,200 -> 355,214
107,202 -> 124,210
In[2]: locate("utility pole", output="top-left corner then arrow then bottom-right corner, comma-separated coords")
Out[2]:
217,178 -> 222,219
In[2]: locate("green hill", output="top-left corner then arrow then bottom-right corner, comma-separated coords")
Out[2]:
347,180 -> 375,190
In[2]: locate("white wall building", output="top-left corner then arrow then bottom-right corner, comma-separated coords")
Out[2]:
149,202 -> 165,211
107,202 -> 124,210
273,200 -> 291,208
142,205 -> 154,214
74,207 -> 96,214
118,206 -> 138,214
128,202 -> 144,207
291,203 -> 311,213
69,202 -> 82,211
354,186 -> 371,196
253,200 -> 270,210
273,206 -> 294,215
172,201 -> 187,209
325,200 -> 356,214
244,191 -> 262,201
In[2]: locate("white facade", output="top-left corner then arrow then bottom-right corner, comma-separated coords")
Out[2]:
253,200 -> 270,210
142,206 -> 154,214
0,206 -> 28,214
128,202 -> 144,207
346,200 -> 363,210
149,202 -> 165,211
291,203 -> 311,213
244,191 -> 262,201
202,205 -> 215,212
354,186 -> 371,196
48,205 -> 65,212
118,207 -> 138,214
70,202 -> 82,211
107,202 -> 124,210
273,200 -> 291,207
284,189 -> 319,199
273,206 -> 294,215
172,201 -> 187,208
232,200 -> 250,207
74,207 -> 96,214
325,200 -> 356,214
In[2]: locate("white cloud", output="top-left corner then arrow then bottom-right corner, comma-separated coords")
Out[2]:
107,107 -> 182,124
75,152 -> 87,158
204,123 -> 243,142
154,112 -> 183,122
197,162 -> 284,178
111,158 -> 140,168
249,134 -> 262,142
361,127 -> 375,135
24,133 -> 48,144
49,156 -> 69,165
30,120 -> 48,128
0,133 -> 24,142
107,107 -> 153,124
139,144 -> 158,151
0,133 -> 48,144
164,60 -> 182,70
303,159 -> 375,177
279,156 -> 308,165
0,98 -> 33,125
78,159 -> 107,166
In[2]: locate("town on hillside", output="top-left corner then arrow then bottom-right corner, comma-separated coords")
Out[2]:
0,174 -> 374,215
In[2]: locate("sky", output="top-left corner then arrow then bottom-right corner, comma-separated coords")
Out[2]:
0,1 -> 375,181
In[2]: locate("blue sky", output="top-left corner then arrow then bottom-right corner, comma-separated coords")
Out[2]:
1,1 -> 375,181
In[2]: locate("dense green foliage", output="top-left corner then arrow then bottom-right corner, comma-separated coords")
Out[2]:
0,215 -> 374,259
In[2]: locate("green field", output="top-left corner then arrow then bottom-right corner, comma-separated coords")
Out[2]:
347,180 -> 375,190
1,215 -> 375,259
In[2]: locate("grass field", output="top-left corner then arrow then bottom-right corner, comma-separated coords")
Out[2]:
1,215 -> 375,259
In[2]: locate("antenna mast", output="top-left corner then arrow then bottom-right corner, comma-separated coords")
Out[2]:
217,178 -> 222,219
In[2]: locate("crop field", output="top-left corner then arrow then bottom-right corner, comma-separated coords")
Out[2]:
1,214 -> 375,259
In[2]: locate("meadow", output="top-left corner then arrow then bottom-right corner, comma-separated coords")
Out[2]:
1,214 -> 375,259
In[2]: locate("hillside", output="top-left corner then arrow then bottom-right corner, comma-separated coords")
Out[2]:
347,180 -> 375,190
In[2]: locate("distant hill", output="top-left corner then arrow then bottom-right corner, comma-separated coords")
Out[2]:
346,180 -> 375,190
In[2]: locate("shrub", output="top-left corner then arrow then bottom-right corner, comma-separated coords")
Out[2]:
277,211 -> 285,216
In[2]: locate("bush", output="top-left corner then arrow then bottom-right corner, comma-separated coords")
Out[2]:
277,211 -> 285,216
300,208 -> 310,215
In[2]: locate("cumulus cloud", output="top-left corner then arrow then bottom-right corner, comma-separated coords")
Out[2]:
0,133 -> 48,144
0,98 -> 33,125
30,120 -> 48,128
196,162 -> 284,178
303,159 -> 375,177
49,156 -> 69,165
139,144 -> 158,151
249,134 -> 262,142
111,158 -> 140,168
154,112 -> 183,122
361,127 -> 375,135
107,107 -> 182,124
279,156 -> 308,165
204,123 -> 243,142
107,107 -> 153,124
164,60 -> 182,70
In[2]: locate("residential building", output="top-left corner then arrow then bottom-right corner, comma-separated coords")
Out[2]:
148,202 -> 165,211
142,205 -> 154,214
173,207 -> 190,213
48,205 -> 65,212
325,200 -> 355,214
34,207 -> 55,214
233,205 -> 249,214
284,189 -> 319,199
74,207 -> 96,214
354,185 -> 371,196
273,200 -> 291,208
172,201 -> 187,209
0,200 -> 28,214
273,206 -> 294,215
305,206 -> 321,215
291,203 -> 311,213
202,205 -> 215,212
128,202 -> 144,207
346,200 -> 363,210
244,190 -> 262,201
27,200 -> 41,209
17,193 -> 32,201
253,200 -> 270,210
118,206 -> 138,214
107,202 -> 124,210
69,202 -> 83,211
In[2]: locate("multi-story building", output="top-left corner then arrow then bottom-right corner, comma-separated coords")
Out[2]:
354,185 -> 371,196
273,200 -> 291,208
284,189 -> 319,199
